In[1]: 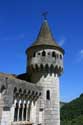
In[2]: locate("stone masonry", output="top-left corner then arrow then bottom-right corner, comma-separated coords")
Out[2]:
0,18 -> 64,125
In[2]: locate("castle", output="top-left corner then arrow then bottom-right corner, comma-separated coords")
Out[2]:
0,18 -> 64,125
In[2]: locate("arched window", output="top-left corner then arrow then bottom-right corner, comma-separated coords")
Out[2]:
60,54 -> 62,59
33,52 -> 36,57
0,85 -> 6,93
46,90 -> 50,100
23,89 -> 26,94
52,51 -> 55,57
14,87 -> 17,94
19,88 -> 22,93
42,51 -> 46,56
28,90 -> 30,94
40,64 -> 43,70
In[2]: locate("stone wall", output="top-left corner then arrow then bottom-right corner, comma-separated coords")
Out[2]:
0,76 -> 42,125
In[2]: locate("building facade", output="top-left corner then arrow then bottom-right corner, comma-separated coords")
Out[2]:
0,18 -> 64,125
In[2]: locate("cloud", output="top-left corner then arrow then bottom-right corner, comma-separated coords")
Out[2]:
77,49 -> 83,63
80,50 -> 83,55
79,49 -> 83,59
59,37 -> 66,46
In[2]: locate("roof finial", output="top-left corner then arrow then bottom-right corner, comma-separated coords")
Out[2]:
42,11 -> 48,21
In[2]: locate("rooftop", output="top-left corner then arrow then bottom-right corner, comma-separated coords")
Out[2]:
27,19 -> 64,54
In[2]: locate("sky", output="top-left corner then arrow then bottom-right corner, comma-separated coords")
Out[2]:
0,0 -> 83,102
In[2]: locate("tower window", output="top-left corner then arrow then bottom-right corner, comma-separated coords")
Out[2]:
42,51 -> 46,56
33,52 -> 36,57
46,90 -> 50,100
60,55 -> 62,59
14,87 -> 17,94
52,51 -> 56,57
0,85 -> 6,93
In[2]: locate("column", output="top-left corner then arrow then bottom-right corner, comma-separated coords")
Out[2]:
22,101 -> 24,121
14,100 -> 18,121
26,101 -> 30,121
19,100 -> 22,121
23,100 -> 26,121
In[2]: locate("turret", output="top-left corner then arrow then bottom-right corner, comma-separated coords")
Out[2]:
26,20 -> 64,83
26,18 -> 64,125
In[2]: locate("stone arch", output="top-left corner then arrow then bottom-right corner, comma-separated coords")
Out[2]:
40,64 -> 43,70
59,66 -> 62,71
19,88 -> 22,95
55,65 -> 59,74
45,64 -> 49,71
28,90 -> 30,94
35,64 -> 38,70
35,92 -> 38,97
32,91 -> 34,95
23,89 -> 26,94
13,87 -> 17,94
61,67 -> 63,72
50,64 -> 54,72
39,92 -> 41,97
58,66 -> 62,75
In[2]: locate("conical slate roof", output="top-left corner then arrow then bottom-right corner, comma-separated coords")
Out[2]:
32,20 -> 59,47
27,20 -> 64,54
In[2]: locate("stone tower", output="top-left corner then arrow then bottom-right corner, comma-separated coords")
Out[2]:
26,19 -> 64,125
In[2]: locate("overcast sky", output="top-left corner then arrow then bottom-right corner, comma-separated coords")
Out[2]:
0,0 -> 83,102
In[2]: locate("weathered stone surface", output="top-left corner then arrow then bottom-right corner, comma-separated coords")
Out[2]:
0,19 -> 64,125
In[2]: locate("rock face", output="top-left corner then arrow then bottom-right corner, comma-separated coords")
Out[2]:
0,19 -> 64,125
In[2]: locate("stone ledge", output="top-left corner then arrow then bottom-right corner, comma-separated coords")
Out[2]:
11,121 -> 32,125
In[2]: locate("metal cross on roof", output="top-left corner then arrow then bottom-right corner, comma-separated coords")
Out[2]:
42,11 -> 48,20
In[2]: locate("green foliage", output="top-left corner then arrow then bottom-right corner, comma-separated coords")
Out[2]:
60,93 -> 83,125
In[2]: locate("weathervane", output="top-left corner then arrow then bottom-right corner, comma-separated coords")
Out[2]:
42,11 -> 48,20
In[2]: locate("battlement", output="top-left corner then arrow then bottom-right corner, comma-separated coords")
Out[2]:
27,48 -> 63,76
